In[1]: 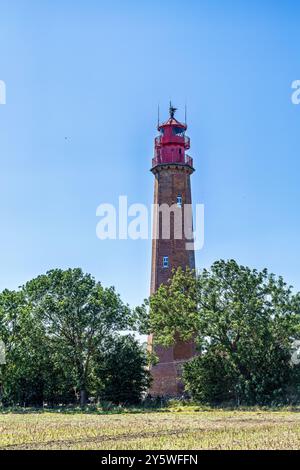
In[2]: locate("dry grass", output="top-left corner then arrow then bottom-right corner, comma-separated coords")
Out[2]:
0,409 -> 300,450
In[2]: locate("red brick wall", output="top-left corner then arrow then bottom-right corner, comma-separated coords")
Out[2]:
148,164 -> 196,397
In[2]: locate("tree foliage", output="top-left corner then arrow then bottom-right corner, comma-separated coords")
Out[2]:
0,268 -> 148,406
94,335 -> 150,404
149,260 -> 300,405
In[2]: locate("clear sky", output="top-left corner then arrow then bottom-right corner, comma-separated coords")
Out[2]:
0,0 -> 300,308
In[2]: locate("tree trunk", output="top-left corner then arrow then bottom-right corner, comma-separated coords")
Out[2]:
80,388 -> 87,407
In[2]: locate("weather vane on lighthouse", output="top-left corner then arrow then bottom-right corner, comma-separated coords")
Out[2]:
169,101 -> 177,119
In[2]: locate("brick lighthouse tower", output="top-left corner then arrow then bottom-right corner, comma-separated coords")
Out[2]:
148,103 -> 196,397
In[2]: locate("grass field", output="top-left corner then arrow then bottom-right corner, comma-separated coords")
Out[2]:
1,408 -> 300,450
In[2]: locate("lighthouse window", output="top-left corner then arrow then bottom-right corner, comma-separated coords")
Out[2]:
177,195 -> 182,207
173,126 -> 184,136
163,256 -> 169,268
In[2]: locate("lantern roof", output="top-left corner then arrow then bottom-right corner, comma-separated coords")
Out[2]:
157,102 -> 187,131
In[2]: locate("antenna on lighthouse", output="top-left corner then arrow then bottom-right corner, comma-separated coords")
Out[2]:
185,103 -> 187,126
157,104 -> 160,128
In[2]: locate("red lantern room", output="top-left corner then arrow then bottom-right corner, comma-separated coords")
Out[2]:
152,102 -> 193,169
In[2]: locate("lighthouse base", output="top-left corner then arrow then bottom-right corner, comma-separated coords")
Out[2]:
147,337 -> 196,397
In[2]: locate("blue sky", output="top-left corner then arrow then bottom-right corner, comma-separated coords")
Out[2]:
0,0 -> 300,308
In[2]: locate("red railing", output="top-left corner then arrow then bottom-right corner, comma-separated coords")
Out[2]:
152,154 -> 194,168
185,154 -> 193,166
155,135 -> 162,147
155,134 -> 190,149
184,135 -> 190,149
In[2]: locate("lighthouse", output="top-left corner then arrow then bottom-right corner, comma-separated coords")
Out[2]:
148,103 -> 196,397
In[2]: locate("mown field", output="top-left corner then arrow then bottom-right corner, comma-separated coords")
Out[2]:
1,408 -> 300,450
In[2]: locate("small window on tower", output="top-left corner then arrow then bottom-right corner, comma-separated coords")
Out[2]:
163,256 -> 169,268
177,195 -> 182,207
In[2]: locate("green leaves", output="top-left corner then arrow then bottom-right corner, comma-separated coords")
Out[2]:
149,267 -> 199,347
149,259 -> 300,405
0,268 -> 148,406
94,335 -> 150,404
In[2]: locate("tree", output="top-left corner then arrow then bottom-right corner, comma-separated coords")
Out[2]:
94,335 -> 150,404
0,289 -> 28,404
149,260 -> 300,405
0,289 -> 76,406
0,269 -> 150,407
24,268 -> 130,406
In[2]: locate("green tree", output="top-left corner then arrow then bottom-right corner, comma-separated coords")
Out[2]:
149,260 -> 300,405
0,289 -> 27,404
0,269 -> 150,407
0,289 -> 76,406
94,335 -> 151,404
24,268 -> 130,406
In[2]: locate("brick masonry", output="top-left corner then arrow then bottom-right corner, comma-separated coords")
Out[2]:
148,163 -> 196,397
